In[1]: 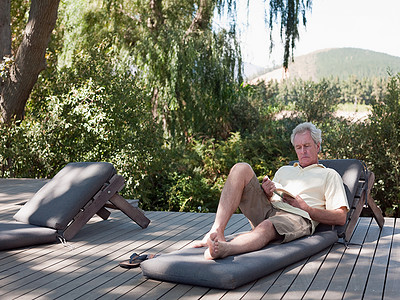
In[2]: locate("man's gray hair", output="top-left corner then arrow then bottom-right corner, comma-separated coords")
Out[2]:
290,122 -> 322,149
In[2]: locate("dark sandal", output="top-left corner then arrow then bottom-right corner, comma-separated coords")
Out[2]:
119,253 -> 148,269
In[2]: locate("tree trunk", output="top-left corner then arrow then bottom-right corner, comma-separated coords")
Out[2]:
0,0 -> 11,59
147,0 -> 164,31
183,0 -> 212,41
0,0 -> 60,124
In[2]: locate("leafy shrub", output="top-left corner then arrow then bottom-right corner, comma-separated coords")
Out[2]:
137,125 -> 290,212
365,73 -> 400,216
0,121 -> 43,177
317,118 -> 367,161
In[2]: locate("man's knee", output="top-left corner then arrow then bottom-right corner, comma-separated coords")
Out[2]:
256,219 -> 274,231
255,219 -> 279,241
230,162 -> 254,178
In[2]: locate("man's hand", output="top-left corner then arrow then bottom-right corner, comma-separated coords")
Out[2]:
261,175 -> 276,198
281,194 -> 309,211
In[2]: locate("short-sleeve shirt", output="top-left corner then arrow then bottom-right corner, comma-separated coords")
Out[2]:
271,163 -> 349,232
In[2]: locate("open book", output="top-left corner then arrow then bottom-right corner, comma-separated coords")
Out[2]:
272,182 -> 296,200
273,188 -> 296,199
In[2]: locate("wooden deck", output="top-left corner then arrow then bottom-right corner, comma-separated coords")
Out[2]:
0,179 -> 399,299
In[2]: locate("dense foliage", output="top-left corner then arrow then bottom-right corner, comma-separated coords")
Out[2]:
366,74 -> 400,216
1,1 -> 400,217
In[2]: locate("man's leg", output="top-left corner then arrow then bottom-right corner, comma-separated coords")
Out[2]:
204,212 -> 313,260
204,219 -> 279,260
192,163 -> 255,247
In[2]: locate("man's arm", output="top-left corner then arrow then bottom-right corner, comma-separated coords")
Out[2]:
282,195 -> 348,226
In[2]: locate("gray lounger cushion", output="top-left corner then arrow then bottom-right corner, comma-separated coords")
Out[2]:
141,228 -> 338,290
0,222 -> 57,251
13,162 -> 116,230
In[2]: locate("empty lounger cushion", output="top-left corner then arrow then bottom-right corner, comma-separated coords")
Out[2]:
13,162 -> 116,230
141,228 -> 338,290
0,222 -> 57,250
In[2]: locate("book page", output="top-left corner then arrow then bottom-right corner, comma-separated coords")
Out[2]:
272,182 -> 296,200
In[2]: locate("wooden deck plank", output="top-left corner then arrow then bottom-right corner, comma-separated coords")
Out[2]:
198,289 -> 229,300
322,218 -> 371,299
0,178 -> 47,221
29,212 -> 200,300
364,218 -> 394,299
260,258 -> 308,299
302,219 -> 366,299
135,282 -> 177,300
89,214 -> 217,299
1,211 -> 163,299
0,178 -> 48,204
0,223 -> 130,286
64,213 -> 214,300
119,279 -> 163,300
341,219 -> 382,299
0,212 -> 157,279
240,270 -> 283,299
1,213 -> 159,296
105,214 -> 250,299
281,245 -> 332,299
82,211 -> 235,300
220,281 -> 258,300
156,284 -> 195,300
178,286 -> 212,299
383,218 -> 400,300
300,243 -> 345,299
0,179 -> 396,300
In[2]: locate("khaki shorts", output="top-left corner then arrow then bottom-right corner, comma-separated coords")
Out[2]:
239,175 -> 312,243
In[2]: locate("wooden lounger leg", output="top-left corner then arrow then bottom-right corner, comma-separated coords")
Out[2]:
366,172 -> 385,228
109,194 -> 150,229
96,207 -> 111,220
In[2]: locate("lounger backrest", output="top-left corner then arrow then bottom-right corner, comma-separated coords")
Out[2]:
318,159 -> 365,236
289,159 -> 366,237
13,162 -> 116,230
319,159 -> 364,208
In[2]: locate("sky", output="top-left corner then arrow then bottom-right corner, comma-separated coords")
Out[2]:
228,0 -> 400,68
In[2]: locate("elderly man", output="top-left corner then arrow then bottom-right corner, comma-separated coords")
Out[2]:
194,122 -> 349,260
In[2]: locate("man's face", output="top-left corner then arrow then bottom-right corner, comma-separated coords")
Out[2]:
293,130 -> 320,167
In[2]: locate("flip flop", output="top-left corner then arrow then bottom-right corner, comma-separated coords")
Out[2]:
119,253 -> 148,269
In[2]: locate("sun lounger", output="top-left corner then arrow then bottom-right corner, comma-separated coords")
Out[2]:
141,159 -> 384,289
0,162 -> 150,251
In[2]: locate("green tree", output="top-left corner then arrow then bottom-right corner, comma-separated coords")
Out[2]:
1,0 -> 312,124
287,78 -> 340,123
0,0 -> 60,123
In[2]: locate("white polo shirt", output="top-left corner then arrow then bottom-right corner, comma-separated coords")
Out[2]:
271,163 -> 349,232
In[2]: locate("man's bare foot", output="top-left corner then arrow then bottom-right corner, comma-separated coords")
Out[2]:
190,234 -> 209,248
190,228 -> 226,248
204,231 -> 230,260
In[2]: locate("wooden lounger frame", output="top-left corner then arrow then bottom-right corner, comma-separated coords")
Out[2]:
344,170 -> 384,242
62,174 -> 150,240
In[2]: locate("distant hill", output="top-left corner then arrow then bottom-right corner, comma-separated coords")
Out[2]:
243,62 -> 270,79
251,48 -> 400,82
